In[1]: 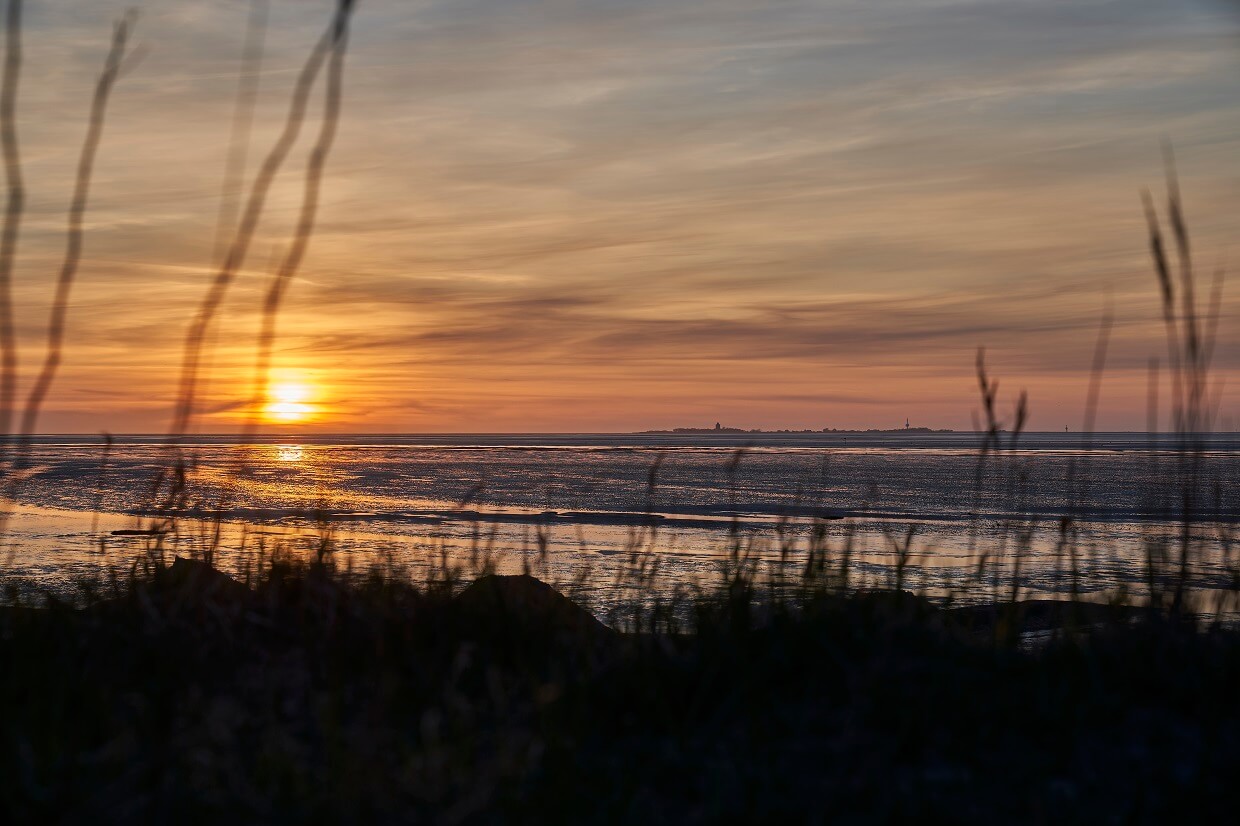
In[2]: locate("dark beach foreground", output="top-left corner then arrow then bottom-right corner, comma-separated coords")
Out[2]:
2,556 -> 1239,823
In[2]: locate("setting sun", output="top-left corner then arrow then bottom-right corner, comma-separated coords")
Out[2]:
264,382 -> 316,423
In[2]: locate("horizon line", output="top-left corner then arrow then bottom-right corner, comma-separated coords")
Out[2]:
6,430 -> 1230,438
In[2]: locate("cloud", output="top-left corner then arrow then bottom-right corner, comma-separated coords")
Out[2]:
2,0 -> 1237,432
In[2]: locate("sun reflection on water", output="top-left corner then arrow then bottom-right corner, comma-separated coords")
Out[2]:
276,444 -> 305,463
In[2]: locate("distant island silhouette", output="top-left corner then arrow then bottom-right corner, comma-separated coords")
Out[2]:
639,423 -> 954,435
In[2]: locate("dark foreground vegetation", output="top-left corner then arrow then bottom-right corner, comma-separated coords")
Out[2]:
3,555 -> 1239,824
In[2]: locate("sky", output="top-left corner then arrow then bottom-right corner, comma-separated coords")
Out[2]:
6,0 -> 1240,433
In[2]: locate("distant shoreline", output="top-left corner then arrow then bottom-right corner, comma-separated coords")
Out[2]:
639,426 -> 955,435
10,430 -> 1216,438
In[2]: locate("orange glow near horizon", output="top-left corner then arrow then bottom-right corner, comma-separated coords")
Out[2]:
264,382 -> 316,424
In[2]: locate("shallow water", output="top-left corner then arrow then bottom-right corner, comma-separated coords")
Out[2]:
3,432 -> 1237,612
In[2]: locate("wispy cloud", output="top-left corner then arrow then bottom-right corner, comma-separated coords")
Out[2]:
6,0 -> 1239,431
